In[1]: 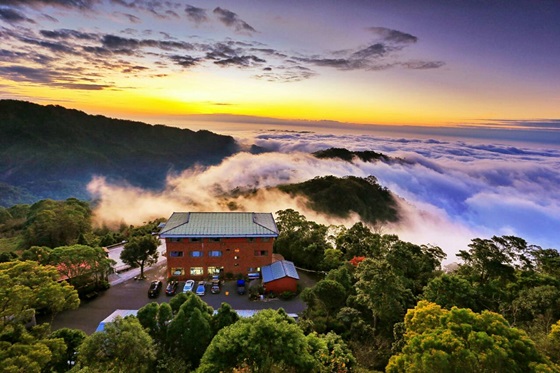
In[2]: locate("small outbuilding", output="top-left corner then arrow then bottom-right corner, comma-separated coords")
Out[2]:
261,260 -> 299,294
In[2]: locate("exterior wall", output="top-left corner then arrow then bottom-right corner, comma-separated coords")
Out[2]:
264,277 -> 298,294
165,237 -> 274,280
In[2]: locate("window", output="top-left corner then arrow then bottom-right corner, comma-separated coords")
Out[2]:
262,237 -> 270,242
170,251 -> 184,257
234,255 -> 240,260
209,250 -> 222,257
247,237 -> 255,242
171,267 -> 185,276
210,238 -> 221,242
190,251 -> 203,257
254,250 -> 268,257
170,238 -> 182,242
208,266 -> 223,274
190,267 -> 203,276
189,238 -> 201,242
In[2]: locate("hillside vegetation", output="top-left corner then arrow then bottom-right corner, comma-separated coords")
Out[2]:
0,100 -> 239,205
277,175 -> 399,224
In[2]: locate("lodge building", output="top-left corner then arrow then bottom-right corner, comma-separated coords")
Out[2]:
159,212 -> 279,280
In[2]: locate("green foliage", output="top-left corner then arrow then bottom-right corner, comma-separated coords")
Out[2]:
77,316 -> 156,373
274,209 -> 332,270
387,300 -> 556,373
45,244 -> 115,293
120,234 -> 159,279
0,100 -> 240,205
48,327 -> 87,372
23,198 -> 92,249
0,323 -> 66,373
167,292 -> 214,369
423,273 -> 479,311
212,302 -> 240,334
197,309 -> 317,373
277,175 -> 398,224
0,261 -> 79,327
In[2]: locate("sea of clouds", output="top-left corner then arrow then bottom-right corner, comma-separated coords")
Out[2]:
88,125 -> 560,261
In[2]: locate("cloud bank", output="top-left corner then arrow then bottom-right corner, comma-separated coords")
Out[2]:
88,128 -> 560,261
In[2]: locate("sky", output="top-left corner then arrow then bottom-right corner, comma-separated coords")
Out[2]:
1,0 -> 560,126
2,0 -> 559,258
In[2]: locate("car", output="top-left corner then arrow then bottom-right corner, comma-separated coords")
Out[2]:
210,279 -> 221,294
183,279 -> 195,293
196,281 -> 206,296
165,281 -> 178,296
148,280 -> 162,298
237,279 -> 246,295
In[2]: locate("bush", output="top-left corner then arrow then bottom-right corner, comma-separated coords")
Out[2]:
279,291 -> 296,300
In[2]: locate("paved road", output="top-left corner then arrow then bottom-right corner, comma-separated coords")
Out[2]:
48,262 -> 310,334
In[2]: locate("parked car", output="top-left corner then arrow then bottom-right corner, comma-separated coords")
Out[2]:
210,279 -> 221,294
165,281 -> 178,296
237,279 -> 246,295
196,281 -> 206,296
148,280 -> 162,298
183,279 -> 195,293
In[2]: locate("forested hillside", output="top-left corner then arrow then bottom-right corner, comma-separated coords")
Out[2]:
0,100 -> 240,206
277,175 -> 399,225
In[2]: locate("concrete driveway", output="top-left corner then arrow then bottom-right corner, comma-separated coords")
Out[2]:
48,262 -> 311,334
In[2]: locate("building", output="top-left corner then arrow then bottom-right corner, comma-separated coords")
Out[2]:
159,212 -> 279,280
261,259 -> 299,294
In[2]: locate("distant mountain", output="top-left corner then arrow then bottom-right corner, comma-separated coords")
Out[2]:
277,175 -> 399,224
312,148 -> 391,163
0,100 -> 240,206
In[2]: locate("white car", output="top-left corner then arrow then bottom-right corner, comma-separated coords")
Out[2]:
183,279 -> 195,293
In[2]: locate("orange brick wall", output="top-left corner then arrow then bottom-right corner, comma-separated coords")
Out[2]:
164,237 -> 275,280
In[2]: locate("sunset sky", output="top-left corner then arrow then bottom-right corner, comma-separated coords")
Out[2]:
1,0 -> 560,128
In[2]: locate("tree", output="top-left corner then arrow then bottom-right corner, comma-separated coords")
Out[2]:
387,301 -> 555,373
197,309 -> 316,373
120,234 -> 159,279
355,258 -> 413,331
306,331 -> 356,373
0,323 -> 66,373
212,302 -> 240,334
0,260 -> 79,327
0,261 -> 79,372
167,293 -> 214,369
77,316 -> 156,373
23,198 -> 91,249
423,274 -> 479,311
48,327 -> 87,372
46,244 -> 114,291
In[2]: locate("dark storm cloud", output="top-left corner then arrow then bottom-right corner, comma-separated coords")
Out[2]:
368,26 -> 418,44
213,7 -> 256,34
0,7 -> 33,23
185,4 -> 207,24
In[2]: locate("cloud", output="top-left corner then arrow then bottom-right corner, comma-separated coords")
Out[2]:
368,26 -> 418,44
185,4 -> 207,24
0,6 -> 34,23
213,7 -> 256,35
0,0 -> 99,10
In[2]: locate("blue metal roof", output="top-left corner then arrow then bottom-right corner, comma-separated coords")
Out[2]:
159,212 -> 279,238
262,260 -> 299,283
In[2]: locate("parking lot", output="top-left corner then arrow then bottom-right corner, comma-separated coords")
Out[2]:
48,262 -> 312,334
